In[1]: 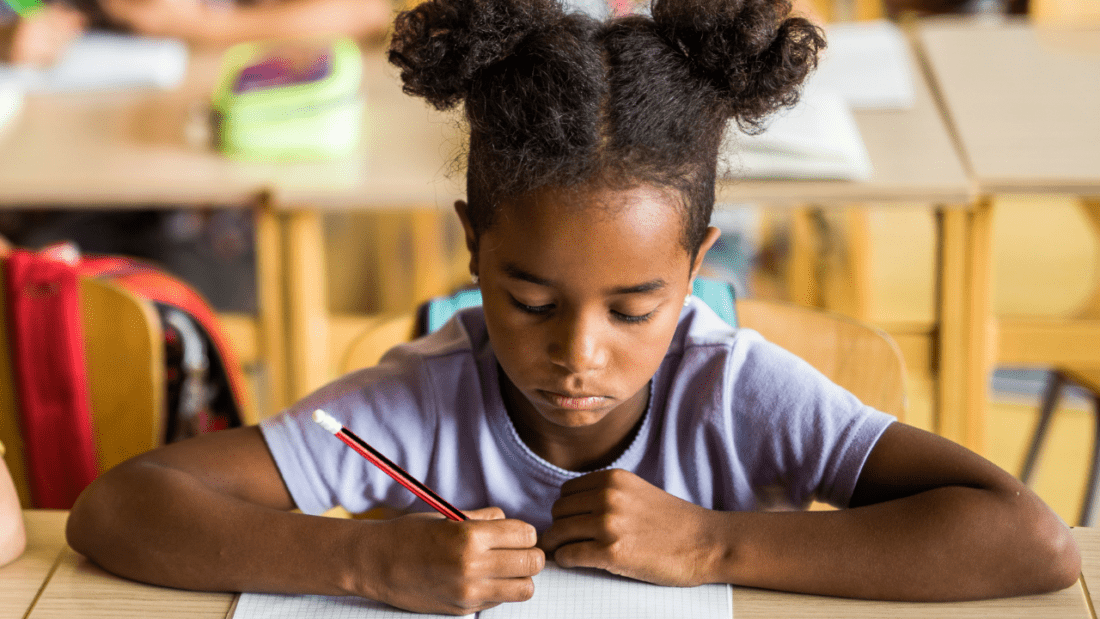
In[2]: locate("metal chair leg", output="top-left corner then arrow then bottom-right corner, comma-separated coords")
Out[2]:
1021,372 -> 1065,485
1079,392 -> 1100,527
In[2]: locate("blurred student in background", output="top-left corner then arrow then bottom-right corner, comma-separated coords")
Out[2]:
1,0 -> 392,66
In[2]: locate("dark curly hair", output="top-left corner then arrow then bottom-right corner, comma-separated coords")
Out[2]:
388,0 -> 824,258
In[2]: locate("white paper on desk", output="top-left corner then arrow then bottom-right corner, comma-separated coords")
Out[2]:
0,76 -> 22,133
807,19 -> 915,110
482,563 -> 731,619
0,32 -> 188,92
719,88 -> 873,181
231,563 -> 731,619
232,591 -> 471,619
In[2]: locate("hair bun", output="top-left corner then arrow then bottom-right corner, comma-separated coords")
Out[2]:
652,0 -> 825,132
389,0 -> 563,110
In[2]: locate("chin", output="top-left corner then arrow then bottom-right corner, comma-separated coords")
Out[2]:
537,406 -> 611,428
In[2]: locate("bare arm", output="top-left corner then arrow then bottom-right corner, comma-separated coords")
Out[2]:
67,426 -> 543,615
542,423 -> 1080,601
0,454 -> 26,567
98,0 -> 391,45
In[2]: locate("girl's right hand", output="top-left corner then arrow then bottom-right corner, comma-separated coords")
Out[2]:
360,507 -> 544,615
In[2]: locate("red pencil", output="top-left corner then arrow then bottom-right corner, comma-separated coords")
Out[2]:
312,409 -> 468,521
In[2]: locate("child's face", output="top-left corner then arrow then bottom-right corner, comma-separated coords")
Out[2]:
458,184 -> 717,446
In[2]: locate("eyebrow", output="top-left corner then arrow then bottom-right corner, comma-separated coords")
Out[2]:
502,263 -> 667,295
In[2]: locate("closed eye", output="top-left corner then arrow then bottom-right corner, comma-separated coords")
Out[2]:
613,310 -> 655,324
510,296 -> 554,315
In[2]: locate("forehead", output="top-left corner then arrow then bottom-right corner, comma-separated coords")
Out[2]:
481,184 -> 692,283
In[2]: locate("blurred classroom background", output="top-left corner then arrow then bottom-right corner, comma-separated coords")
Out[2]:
1,0 -> 1099,527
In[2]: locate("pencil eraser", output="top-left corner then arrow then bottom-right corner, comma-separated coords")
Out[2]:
312,409 -> 341,434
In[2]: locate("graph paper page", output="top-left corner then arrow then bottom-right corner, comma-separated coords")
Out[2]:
232,564 -> 730,619
481,563 -> 732,619
232,592 -> 471,619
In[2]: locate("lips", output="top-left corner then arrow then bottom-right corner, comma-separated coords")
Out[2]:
539,390 -> 608,411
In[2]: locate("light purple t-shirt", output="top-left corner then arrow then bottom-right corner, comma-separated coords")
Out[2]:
260,298 -> 894,530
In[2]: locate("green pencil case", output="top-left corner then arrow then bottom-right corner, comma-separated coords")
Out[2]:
211,37 -> 363,161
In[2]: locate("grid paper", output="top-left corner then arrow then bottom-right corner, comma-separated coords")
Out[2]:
232,592 -> 470,619
232,564 -> 731,619
481,563 -> 731,619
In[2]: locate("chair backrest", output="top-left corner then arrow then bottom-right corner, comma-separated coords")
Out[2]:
735,299 -> 907,418
0,274 -> 164,507
342,287 -> 907,419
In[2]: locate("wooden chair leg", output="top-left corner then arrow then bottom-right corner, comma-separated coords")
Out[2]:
1079,391 -> 1100,527
1020,372 -> 1065,484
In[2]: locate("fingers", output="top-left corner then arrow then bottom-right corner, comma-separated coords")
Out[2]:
552,539 -> 612,571
558,468 -> 623,496
466,506 -> 506,521
484,547 -> 546,579
541,512 -> 602,553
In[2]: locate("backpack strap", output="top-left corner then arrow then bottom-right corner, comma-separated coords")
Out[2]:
5,248 -> 99,509
418,277 -> 739,336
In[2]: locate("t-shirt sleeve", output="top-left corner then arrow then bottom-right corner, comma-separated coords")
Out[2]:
727,330 -> 896,509
259,345 -> 440,516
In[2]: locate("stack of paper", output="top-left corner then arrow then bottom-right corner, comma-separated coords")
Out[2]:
0,32 -> 188,92
0,77 -> 22,134
720,88 -> 872,181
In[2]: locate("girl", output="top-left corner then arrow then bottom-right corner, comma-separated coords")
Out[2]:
67,0 -> 1079,614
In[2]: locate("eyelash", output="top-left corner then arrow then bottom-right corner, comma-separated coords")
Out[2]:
509,297 -> 655,324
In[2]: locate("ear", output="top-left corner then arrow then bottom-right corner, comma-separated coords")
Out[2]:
688,226 -> 722,284
454,200 -> 479,277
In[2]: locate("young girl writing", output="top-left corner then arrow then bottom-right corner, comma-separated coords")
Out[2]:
67,0 -> 1079,613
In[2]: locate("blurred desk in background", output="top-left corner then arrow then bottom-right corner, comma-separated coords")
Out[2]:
7,509 -> 1098,618
0,47 -> 462,414
0,38 -> 976,428
915,18 -> 1100,456
716,21 -> 972,448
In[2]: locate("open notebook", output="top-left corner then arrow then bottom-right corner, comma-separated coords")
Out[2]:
230,563 -> 732,619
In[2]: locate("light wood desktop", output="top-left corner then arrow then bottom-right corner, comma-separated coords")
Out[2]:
915,18 -> 1100,456
6,509 -> 1097,618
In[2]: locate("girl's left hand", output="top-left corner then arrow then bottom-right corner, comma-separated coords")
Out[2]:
539,469 -> 725,587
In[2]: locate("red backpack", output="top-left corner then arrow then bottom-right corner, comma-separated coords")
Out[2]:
4,242 -> 249,508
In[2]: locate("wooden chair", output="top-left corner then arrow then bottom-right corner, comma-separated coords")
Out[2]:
1019,199 -> 1100,526
339,298 -> 908,419
0,274 -> 164,507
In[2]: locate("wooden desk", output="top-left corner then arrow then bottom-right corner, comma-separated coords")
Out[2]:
8,510 -> 1097,618
915,19 -> 1100,454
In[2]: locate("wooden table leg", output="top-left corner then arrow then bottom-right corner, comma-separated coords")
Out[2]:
787,207 -> 822,308
935,199 -> 995,455
284,211 -> 330,404
253,199 -> 289,417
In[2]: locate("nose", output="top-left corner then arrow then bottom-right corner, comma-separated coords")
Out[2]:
547,309 -> 608,374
